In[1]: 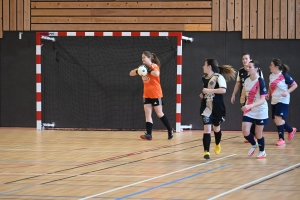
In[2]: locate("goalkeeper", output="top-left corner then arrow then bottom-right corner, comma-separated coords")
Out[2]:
129,51 -> 174,140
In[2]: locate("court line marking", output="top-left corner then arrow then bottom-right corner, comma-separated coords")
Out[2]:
79,154 -> 236,200
207,162 -> 300,200
116,164 -> 229,200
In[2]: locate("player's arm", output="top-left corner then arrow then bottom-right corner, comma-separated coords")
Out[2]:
148,64 -> 160,77
231,71 -> 241,104
129,68 -> 139,76
203,88 -> 226,94
241,95 -> 266,111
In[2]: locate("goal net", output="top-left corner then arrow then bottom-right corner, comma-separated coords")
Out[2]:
37,32 -> 182,131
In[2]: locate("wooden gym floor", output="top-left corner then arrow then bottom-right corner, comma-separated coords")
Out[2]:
0,128 -> 299,200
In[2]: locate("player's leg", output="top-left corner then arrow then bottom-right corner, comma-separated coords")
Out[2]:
255,119 -> 267,159
153,98 -> 173,140
273,103 -> 287,146
242,116 -> 257,156
140,98 -> 153,140
212,118 -> 223,155
202,116 -> 212,159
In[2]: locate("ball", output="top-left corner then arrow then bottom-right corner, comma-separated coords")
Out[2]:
137,65 -> 148,76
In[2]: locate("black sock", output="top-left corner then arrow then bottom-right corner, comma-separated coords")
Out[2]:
203,133 -> 211,152
244,134 -> 256,146
257,137 -> 265,151
160,115 -> 172,131
250,123 -> 256,136
276,125 -> 284,140
214,131 -> 222,145
146,122 -> 153,135
284,123 -> 293,133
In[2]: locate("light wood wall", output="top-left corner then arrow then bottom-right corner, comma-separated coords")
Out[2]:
0,0 -> 300,39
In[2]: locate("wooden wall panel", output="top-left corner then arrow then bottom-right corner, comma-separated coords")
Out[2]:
0,0 -> 2,38
288,0 -> 295,38
249,0 -> 257,39
242,0 -> 249,39
212,0 -> 219,31
235,0 -> 242,31
3,0 -> 9,31
296,0 -> 300,39
9,0 -> 17,31
31,1 -> 212,9
281,0 -> 288,39
227,0 -> 234,31
257,0 -> 265,39
273,0 -> 280,39
265,0 -> 273,39
17,0 -> 24,31
24,0 -> 30,31
219,0 -> 226,31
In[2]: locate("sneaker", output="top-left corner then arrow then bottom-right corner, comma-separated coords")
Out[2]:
204,151 -> 210,159
288,127 -> 297,141
214,144 -> 221,154
257,151 -> 266,159
168,129 -> 174,140
140,134 -> 152,140
276,138 -> 286,146
248,142 -> 258,156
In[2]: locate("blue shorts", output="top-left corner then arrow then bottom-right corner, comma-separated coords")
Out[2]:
272,103 -> 289,119
242,116 -> 268,125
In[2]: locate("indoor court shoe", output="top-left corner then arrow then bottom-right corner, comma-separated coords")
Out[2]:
257,151 -> 266,159
276,138 -> 286,146
288,127 -> 297,141
214,144 -> 221,155
204,151 -> 210,160
248,142 -> 258,156
168,129 -> 174,140
140,134 -> 152,140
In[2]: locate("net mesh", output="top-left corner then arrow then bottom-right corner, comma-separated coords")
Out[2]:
41,36 -> 177,130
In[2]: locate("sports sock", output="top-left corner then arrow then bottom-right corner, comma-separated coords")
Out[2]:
257,137 -> 265,151
284,123 -> 293,133
160,115 -> 172,131
244,134 -> 256,146
276,125 -> 285,140
214,131 -> 222,145
250,123 -> 256,136
146,122 -> 153,135
203,133 -> 211,152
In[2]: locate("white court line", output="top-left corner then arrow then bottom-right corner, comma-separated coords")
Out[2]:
208,162 -> 300,200
80,154 -> 236,200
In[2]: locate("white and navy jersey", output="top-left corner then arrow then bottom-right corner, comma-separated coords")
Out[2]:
236,67 -> 264,96
269,72 -> 296,105
244,77 -> 268,119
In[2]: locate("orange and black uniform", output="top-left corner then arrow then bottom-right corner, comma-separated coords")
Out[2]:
142,63 -> 163,98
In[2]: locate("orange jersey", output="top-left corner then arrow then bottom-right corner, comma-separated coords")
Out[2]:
142,63 -> 163,98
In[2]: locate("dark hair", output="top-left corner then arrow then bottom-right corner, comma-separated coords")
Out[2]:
143,51 -> 161,67
272,58 -> 290,73
249,60 -> 263,77
206,59 -> 236,82
242,53 -> 251,59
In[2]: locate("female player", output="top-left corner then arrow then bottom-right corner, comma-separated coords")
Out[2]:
241,61 -> 268,159
231,53 -> 263,143
129,51 -> 173,140
267,58 -> 297,146
199,59 -> 236,159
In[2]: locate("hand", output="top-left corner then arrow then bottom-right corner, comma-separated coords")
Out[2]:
202,88 -> 210,94
281,91 -> 288,97
241,104 -> 251,112
231,95 -> 235,104
144,65 -> 151,73
199,93 -> 203,99
265,95 -> 269,100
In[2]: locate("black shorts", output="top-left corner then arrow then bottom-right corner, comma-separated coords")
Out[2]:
143,98 -> 164,106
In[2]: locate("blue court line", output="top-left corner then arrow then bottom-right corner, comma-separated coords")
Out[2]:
115,164 -> 228,200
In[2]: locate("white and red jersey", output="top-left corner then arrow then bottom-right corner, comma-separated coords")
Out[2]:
269,72 -> 296,105
244,77 -> 268,119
